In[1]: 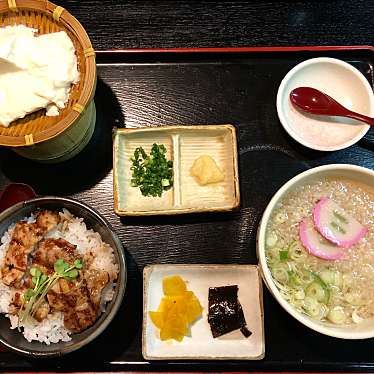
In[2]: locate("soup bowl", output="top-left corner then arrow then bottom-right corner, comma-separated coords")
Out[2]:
257,164 -> 374,339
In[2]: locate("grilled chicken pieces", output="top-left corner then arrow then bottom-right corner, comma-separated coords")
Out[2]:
3,211 -> 111,333
33,238 -> 80,268
84,269 -> 109,309
47,279 -> 98,332
35,239 -> 110,332
1,211 -> 59,286
33,237 -> 105,332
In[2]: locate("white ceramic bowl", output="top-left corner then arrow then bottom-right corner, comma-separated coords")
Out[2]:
257,164 -> 374,339
277,57 -> 374,151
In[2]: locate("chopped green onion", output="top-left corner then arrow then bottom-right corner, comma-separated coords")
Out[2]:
327,306 -> 346,324
288,241 -> 306,261
130,144 -> 173,197
266,232 -> 278,248
161,179 -> 170,187
279,250 -> 289,261
312,272 -> 331,304
272,264 -> 289,283
306,281 -> 326,302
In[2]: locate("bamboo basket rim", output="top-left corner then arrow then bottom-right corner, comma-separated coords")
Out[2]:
0,0 -> 96,146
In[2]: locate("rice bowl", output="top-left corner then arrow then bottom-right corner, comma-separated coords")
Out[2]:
0,197 -> 126,357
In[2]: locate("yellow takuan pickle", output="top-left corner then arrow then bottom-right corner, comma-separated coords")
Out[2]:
149,275 -> 203,342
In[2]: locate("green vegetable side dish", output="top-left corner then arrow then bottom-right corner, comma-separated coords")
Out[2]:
130,144 -> 173,197
19,259 -> 83,325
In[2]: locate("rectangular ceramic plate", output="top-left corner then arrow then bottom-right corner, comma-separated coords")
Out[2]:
142,264 -> 265,360
113,125 -> 240,215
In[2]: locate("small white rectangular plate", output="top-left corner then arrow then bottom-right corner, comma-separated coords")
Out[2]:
142,264 -> 265,360
113,125 -> 240,216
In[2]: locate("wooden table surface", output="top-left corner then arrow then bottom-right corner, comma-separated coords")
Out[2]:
59,0 -> 374,50
1,1 -> 374,372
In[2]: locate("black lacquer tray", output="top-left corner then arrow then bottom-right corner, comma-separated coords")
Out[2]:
0,46 -> 373,372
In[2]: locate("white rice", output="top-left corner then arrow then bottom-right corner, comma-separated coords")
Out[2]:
0,282 -> 11,314
0,225 -> 15,314
0,209 -> 119,344
8,312 -> 71,345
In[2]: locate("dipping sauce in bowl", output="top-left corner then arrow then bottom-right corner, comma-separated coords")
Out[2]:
277,58 -> 374,151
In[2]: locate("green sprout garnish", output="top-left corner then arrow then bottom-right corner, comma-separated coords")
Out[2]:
18,259 -> 83,326
23,288 -> 34,302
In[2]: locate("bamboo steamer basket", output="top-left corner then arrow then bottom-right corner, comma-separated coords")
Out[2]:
0,0 -> 96,163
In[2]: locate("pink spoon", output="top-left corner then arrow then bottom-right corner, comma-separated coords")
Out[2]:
290,87 -> 374,126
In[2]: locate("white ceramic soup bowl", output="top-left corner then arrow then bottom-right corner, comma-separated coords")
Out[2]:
257,164 -> 374,339
277,57 -> 374,151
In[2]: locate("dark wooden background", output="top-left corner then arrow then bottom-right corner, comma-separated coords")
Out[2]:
1,1 -> 374,371
59,0 -> 374,50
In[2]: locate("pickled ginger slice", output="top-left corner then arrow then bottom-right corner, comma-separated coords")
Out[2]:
190,155 -> 224,185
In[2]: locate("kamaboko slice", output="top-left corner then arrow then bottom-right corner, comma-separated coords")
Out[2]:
313,197 -> 367,248
299,219 -> 344,260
